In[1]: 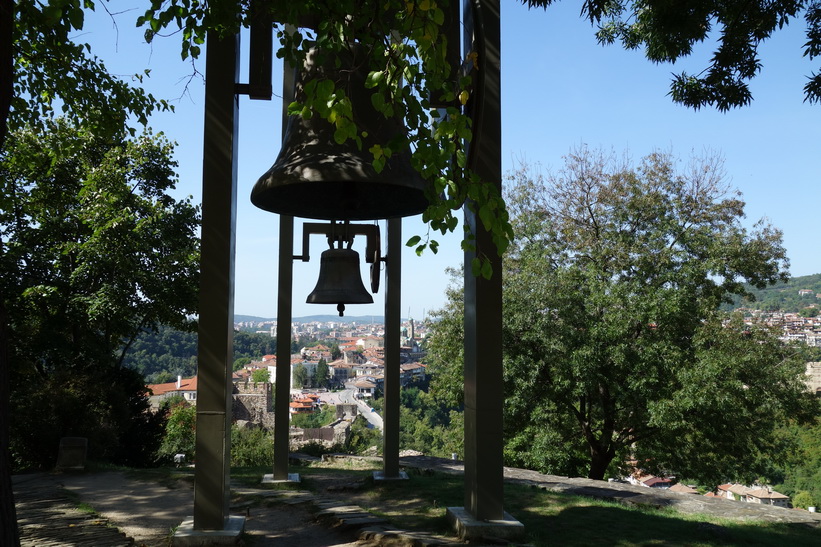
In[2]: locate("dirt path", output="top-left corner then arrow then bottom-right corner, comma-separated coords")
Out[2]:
38,471 -> 362,546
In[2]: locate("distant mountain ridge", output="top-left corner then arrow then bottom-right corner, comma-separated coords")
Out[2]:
235,314 -> 387,324
725,273 -> 821,312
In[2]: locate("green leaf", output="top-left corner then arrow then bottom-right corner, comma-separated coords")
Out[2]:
406,235 -> 422,247
365,71 -> 385,89
471,257 -> 482,277
316,79 -> 335,98
480,260 -> 493,280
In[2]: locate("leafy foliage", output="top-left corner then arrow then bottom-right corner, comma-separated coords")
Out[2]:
251,368 -> 270,383
292,362 -> 309,388
724,273 -> 821,312
122,326 -> 285,381
346,415 -> 383,454
157,403 -> 196,463
291,404 -> 336,429
123,326 -> 199,383
315,358 -> 329,388
1,119 -> 200,470
773,416 -> 821,508
5,0 -> 173,147
525,1 -> 821,109
230,425 -> 274,467
10,363 -> 166,469
396,386 -> 463,458
427,147 -> 817,482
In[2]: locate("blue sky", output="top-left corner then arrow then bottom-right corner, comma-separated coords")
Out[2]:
81,2 -> 820,319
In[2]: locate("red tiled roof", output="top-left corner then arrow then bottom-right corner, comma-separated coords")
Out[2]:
669,483 -> 698,494
147,376 -> 197,396
747,488 -> 789,500
642,476 -> 671,487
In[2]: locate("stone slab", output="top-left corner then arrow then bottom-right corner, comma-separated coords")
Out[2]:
172,515 -> 245,546
56,437 -> 88,470
446,506 -> 525,542
261,472 -> 300,484
373,470 -> 409,481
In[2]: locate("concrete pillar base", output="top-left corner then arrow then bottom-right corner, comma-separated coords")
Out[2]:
172,515 -> 245,546
261,473 -> 300,484
446,507 -> 525,542
373,470 -> 409,481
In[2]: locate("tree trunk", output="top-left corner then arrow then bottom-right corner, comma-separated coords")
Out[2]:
587,446 -> 614,481
0,297 -> 20,546
0,0 -> 12,148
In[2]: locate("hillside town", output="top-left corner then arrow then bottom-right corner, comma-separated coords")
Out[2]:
147,317 -> 428,449
143,312 -> 821,512
744,308 -> 821,347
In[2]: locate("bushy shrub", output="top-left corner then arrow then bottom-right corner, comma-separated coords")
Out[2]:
231,425 -> 274,467
157,404 -> 196,463
792,490 -> 816,510
10,365 -> 165,470
299,440 -> 344,457
291,405 -> 336,429
346,416 -> 382,455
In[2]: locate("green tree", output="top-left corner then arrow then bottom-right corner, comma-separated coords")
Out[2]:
251,368 -> 270,383
291,405 -> 336,429
5,2 -> 821,543
1,119 -> 199,470
428,148 -> 817,481
315,358 -> 330,388
231,425 -> 274,467
292,363 -> 309,388
792,491 -> 816,510
233,357 -> 253,371
525,1 -> 821,110
800,307 -> 819,318
158,403 -> 196,463
773,416 -> 821,506
329,343 -> 342,361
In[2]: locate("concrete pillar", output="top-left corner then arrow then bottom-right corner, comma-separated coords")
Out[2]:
193,30 -> 239,531
462,0 -> 504,521
382,218 -> 402,477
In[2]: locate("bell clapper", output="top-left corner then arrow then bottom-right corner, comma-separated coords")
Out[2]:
337,303 -> 345,317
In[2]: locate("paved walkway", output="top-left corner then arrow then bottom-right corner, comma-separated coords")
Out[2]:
13,473 -> 133,546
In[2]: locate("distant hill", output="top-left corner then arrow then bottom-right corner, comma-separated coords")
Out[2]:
235,314 -> 387,324
724,273 -> 821,312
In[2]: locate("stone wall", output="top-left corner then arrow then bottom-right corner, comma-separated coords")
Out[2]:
336,404 -> 358,420
232,382 -> 274,429
292,420 -> 350,449
806,362 -> 821,395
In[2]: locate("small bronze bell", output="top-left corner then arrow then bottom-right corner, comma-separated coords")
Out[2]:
251,45 -> 428,220
306,247 -> 373,316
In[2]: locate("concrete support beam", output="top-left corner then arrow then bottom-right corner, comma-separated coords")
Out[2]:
191,31 -> 241,533
273,215 -> 293,480
462,0 -> 506,522
382,218 -> 402,478
273,38 -> 297,482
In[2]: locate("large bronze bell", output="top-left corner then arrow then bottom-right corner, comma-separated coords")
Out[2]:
306,246 -> 373,316
251,45 -> 428,220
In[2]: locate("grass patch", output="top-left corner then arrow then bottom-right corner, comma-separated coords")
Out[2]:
317,468 -> 820,546
121,462 -> 819,546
